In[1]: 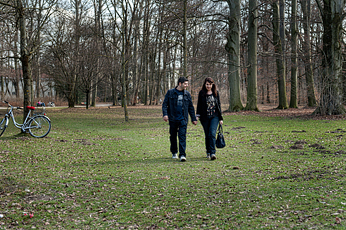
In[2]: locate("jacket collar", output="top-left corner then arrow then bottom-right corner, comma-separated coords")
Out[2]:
174,87 -> 186,95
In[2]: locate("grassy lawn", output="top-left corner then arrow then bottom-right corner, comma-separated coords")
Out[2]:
0,105 -> 346,229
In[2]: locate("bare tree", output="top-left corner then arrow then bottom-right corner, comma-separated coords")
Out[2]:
91,0 -> 104,107
289,0 -> 298,108
245,0 -> 259,111
0,0 -> 56,121
106,0 -> 142,120
225,0 -> 244,111
301,0 -> 317,107
272,0 -> 288,109
313,0 -> 346,115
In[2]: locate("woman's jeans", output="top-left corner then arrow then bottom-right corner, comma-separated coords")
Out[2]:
201,116 -> 219,155
169,120 -> 187,157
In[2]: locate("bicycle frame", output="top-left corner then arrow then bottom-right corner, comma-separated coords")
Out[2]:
2,101 -> 51,138
5,104 -> 36,133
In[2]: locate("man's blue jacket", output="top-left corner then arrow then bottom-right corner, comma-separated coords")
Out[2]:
162,87 -> 197,123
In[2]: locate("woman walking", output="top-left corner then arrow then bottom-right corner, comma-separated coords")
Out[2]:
196,77 -> 223,160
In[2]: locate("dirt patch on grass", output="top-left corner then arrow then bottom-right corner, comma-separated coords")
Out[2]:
24,194 -> 54,203
274,169 -> 330,181
0,176 -> 27,195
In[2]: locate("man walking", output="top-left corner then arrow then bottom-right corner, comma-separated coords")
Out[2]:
162,77 -> 198,162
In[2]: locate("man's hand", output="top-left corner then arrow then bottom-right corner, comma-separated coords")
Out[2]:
163,116 -> 169,122
192,121 -> 197,125
219,120 -> 223,125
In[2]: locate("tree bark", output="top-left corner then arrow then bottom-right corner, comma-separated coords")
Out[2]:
0,76 -> 3,100
91,0 -> 102,107
18,0 -> 32,121
225,0 -> 244,112
121,2 -> 129,121
301,0 -> 317,106
182,0 -> 187,78
272,0 -> 288,109
68,0 -> 82,108
245,0 -> 259,111
314,0 -> 346,115
35,0 -> 42,99
289,0 -> 298,108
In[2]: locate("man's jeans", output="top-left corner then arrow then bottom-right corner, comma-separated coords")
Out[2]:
201,116 -> 219,155
169,120 -> 187,157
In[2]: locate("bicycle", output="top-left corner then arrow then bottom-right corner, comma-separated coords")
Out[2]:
0,101 -> 51,138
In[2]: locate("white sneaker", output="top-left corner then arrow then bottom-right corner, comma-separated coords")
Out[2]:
172,153 -> 178,159
180,156 -> 186,162
206,153 -> 211,159
210,154 -> 216,160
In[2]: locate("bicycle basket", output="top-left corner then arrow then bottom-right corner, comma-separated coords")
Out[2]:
34,106 -> 46,116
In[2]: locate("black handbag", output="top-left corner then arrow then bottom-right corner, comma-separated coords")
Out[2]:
216,124 -> 226,148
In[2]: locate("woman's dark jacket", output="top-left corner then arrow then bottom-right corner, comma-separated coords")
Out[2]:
196,90 -> 223,122
162,87 -> 197,123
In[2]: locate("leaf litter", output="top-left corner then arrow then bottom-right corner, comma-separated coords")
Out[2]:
1,105 -> 346,228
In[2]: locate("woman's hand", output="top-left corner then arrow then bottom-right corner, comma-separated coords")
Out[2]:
219,120 -> 223,125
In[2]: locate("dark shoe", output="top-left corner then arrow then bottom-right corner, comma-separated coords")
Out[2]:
210,154 -> 216,160
172,153 -> 178,159
180,156 -> 186,162
206,153 -> 211,159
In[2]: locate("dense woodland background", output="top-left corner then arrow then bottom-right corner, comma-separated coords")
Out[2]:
0,0 -> 346,119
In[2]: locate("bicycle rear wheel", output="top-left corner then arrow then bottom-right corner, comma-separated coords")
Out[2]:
0,117 -> 8,137
28,115 -> 51,138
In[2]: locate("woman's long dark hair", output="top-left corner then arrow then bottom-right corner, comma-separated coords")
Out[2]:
201,77 -> 217,96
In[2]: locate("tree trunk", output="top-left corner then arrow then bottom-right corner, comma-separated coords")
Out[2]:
132,37 -> 139,105
0,76 -> 3,100
314,0 -> 346,115
266,83 -> 271,103
289,0 -> 298,108
14,29 -> 21,99
132,12 -> 140,105
111,73 -> 116,106
149,52 -> 155,105
35,0 -> 42,99
272,0 -> 288,109
172,46 -> 177,88
143,0 -> 149,105
301,0 -> 317,106
86,90 -> 90,109
225,0 -> 243,112
155,22 -> 163,105
18,0 -> 32,122
182,0 -> 187,78
343,55 -> 346,105
122,4 -> 129,121
91,0 -> 102,107
245,0 -> 259,111
111,19 -> 117,106
22,56 -> 32,121
0,49 -> 3,99
68,0 -> 82,108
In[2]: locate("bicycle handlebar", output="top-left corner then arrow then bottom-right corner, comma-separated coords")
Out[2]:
3,101 -> 33,110
3,101 -> 23,109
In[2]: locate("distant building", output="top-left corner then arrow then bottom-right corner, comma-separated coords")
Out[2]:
0,68 -> 56,100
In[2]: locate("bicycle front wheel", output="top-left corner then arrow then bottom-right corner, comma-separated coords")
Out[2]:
28,116 -> 51,138
0,116 -> 8,137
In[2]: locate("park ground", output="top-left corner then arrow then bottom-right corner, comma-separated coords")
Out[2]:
0,104 -> 346,229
